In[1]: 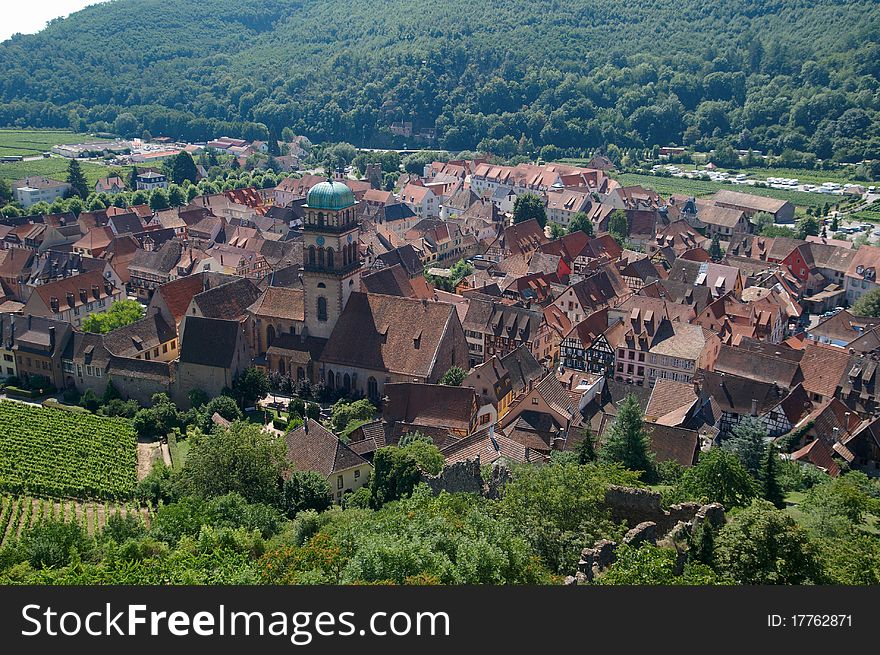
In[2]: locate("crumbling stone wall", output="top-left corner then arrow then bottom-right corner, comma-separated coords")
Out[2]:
419,459 -> 484,495
418,460 -> 512,498
565,488 -> 726,585
604,485 -> 709,534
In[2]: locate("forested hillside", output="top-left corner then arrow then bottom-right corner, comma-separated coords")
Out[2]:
0,0 -> 878,160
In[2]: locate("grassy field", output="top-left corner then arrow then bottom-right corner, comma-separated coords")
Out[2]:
0,129 -> 108,158
609,172 -> 826,209
0,157 -> 119,188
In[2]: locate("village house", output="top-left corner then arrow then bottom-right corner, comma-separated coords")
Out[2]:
95,176 -> 126,194
9,315 -> 72,389
462,355 -> 514,424
23,271 -> 123,328
383,382 -> 478,436
710,189 -> 795,224
560,308 -> 625,376
285,419 -> 372,502
12,177 -> 71,208
176,315 -> 251,400
128,240 -> 183,299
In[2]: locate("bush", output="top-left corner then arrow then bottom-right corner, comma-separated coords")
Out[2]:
18,518 -> 93,569
281,471 -> 333,517
136,463 -> 178,505
272,416 -> 288,431
657,460 -> 685,484
102,398 -> 139,418
289,397 -> 305,418
62,387 -> 81,404
101,513 -> 146,543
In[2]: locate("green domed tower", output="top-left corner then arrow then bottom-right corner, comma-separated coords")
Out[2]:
302,177 -> 361,339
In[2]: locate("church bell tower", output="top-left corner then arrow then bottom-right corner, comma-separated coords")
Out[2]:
301,178 -> 361,339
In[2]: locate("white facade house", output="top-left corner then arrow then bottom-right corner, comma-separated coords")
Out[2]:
12,177 -> 71,207
136,171 -> 168,191
399,183 -> 438,220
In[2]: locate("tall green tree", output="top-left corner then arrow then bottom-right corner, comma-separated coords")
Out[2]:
179,422 -> 288,506
513,193 -> 546,228
128,165 -> 139,191
281,470 -> 332,517
170,151 -> 199,185
852,288 -> 880,317
674,448 -> 757,508
759,444 -> 786,509
66,158 -> 89,199
722,416 -> 768,476
149,188 -> 170,210
714,500 -> 824,584
568,211 -> 594,237
608,209 -> 629,245
599,394 -> 657,482
577,426 -> 597,464
369,446 -> 422,509
796,214 -> 821,239
709,233 -> 722,260
232,367 -> 270,408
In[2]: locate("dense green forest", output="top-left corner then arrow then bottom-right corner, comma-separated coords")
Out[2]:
0,0 -> 878,161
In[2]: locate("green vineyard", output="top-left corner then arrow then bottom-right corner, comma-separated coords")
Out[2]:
0,495 -> 152,547
0,401 -> 138,499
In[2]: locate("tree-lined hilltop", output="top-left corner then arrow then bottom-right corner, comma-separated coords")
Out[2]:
0,0 -> 877,161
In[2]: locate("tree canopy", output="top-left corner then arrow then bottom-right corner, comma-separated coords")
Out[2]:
0,1 -> 878,167
513,193 -> 546,228
81,299 -> 145,334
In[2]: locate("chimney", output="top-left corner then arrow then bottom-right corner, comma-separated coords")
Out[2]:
832,427 -> 839,441
48,326 -> 55,349
303,418 -> 309,434
750,398 -> 758,416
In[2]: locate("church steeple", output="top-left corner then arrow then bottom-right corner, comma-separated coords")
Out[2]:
301,179 -> 361,339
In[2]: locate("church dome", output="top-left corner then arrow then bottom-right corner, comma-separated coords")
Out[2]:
306,179 -> 355,211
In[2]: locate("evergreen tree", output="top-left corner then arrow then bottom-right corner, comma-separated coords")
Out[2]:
170,151 -> 199,185
688,520 -> 716,568
759,444 -> 786,509
599,394 -> 657,482
577,426 -> 597,464
723,416 -> 768,476
831,214 -> 839,231
128,165 -> 139,191
66,158 -> 89,199
709,233 -> 722,261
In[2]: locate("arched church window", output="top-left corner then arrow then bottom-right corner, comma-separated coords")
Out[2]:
326,248 -> 334,269
317,296 -> 328,321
